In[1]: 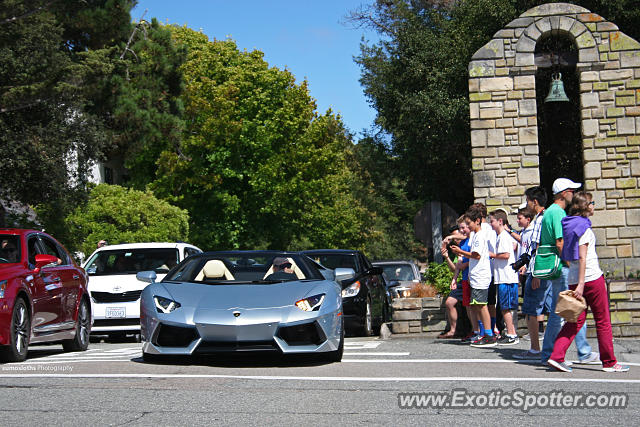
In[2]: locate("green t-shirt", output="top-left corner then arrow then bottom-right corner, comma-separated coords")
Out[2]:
540,203 -> 566,247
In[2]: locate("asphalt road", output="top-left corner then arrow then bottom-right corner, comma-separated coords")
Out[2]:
1,335 -> 639,425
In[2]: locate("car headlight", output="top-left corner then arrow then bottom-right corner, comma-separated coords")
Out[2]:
341,281 -> 361,298
154,296 -> 181,313
295,294 -> 325,311
0,280 -> 6,299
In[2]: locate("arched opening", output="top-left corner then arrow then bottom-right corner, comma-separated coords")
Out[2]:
534,32 -> 584,201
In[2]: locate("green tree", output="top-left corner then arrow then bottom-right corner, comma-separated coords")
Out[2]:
95,17 -> 187,189
65,184 -> 189,257
351,0 -> 640,212
348,134 -> 423,260
0,1 -> 135,206
152,27 -> 372,251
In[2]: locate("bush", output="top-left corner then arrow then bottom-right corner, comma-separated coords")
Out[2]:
424,261 -> 454,297
65,184 -> 190,257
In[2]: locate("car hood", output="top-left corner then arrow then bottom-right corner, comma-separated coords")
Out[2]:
158,280 -> 325,310
88,273 -> 167,292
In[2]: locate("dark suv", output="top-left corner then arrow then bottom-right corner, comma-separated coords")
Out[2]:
302,249 -> 387,336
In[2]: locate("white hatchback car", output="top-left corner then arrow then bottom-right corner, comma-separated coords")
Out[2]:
82,242 -> 202,337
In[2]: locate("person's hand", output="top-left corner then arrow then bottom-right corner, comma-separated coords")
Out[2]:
573,283 -> 585,299
450,278 -> 457,290
519,266 -> 526,275
450,245 -> 462,255
441,246 -> 449,258
531,277 -> 540,290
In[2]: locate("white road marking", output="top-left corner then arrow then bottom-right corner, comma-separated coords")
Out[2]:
343,352 -> 410,356
0,373 -> 639,384
343,342 -> 382,349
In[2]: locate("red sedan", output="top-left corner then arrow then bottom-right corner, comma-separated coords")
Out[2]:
0,229 -> 91,362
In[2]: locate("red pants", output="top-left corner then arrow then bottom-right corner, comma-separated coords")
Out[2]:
549,275 -> 617,368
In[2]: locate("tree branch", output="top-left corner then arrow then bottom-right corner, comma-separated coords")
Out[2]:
120,9 -> 148,60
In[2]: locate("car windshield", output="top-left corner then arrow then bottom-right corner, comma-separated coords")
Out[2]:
379,264 -> 417,282
85,248 -> 179,275
164,253 -> 323,284
0,235 -> 21,264
305,253 -> 357,271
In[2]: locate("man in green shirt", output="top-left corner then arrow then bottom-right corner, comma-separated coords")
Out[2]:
539,178 -> 598,365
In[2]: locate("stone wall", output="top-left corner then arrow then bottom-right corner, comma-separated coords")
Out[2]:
391,297 -> 446,335
468,3 -> 640,277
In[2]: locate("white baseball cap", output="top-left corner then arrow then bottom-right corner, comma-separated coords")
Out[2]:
513,202 -> 527,214
552,178 -> 581,195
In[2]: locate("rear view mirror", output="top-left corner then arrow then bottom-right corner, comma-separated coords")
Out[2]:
334,267 -> 355,282
136,271 -> 157,284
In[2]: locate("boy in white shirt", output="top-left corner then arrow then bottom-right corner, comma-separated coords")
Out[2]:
451,203 -> 495,347
489,210 -> 520,345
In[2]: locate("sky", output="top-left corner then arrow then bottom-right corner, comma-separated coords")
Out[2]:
131,1 -> 379,138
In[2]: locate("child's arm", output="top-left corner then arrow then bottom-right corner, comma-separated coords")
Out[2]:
489,252 -> 510,260
450,245 -> 474,259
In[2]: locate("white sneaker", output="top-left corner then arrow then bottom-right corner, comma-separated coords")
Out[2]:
602,363 -> 629,373
576,352 -> 600,365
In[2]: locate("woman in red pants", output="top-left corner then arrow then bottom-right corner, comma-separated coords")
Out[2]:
547,192 -> 629,373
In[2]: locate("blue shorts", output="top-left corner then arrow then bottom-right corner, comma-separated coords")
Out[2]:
449,284 -> 463,301
521,274 -> 552,316
497,283 -> 519,311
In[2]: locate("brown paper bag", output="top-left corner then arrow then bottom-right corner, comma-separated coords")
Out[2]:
555,290 -> 587,323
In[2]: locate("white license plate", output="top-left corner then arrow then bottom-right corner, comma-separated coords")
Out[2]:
105,307 -> 126,318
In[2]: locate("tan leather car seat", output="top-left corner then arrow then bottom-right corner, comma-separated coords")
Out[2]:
195,259 -> 235,281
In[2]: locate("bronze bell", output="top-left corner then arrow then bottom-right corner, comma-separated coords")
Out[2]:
544,73 -> 570,103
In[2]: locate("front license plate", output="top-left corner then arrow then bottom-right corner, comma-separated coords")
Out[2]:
105,307 -> 126,318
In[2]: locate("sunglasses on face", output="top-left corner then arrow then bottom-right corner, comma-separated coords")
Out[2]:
589,201 -> 595,205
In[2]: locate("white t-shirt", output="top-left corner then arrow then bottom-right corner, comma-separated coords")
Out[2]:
482,222 -> 497,273
469,226 -> 492,289
568,228 -> 603,285
518,223 -> 534,259
493,230 -> 520,284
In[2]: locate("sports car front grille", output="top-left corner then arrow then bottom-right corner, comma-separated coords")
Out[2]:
153,323 -> 199,347
91,290 -> 142,303
195,340 -> 279,353
277,321 -> 326,346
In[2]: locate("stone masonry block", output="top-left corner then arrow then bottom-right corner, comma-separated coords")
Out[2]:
518,127 -> 538,144
472,39 -> 505,60
600,69 -> 633,81
617,117 -> 636,135
479,77 -> 514,92
518,168 -> 539,185
474,171 -> 496,188
584,162 -> 602,179
591,210 -> 626,227
582,119 -> 599,137
487,128 -> 505,146
518,99 -> 537,116
514,75 -> 535,90
610,32 -> 640,51
581,92 -> 599,108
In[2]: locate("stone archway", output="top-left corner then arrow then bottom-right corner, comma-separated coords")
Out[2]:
468,3 -> 640,276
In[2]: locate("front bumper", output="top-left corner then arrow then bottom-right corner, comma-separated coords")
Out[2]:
90,299 -> 141,332
141,308 -> 342,356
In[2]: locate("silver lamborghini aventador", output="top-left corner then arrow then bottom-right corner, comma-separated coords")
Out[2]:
136,251 -> 348,363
